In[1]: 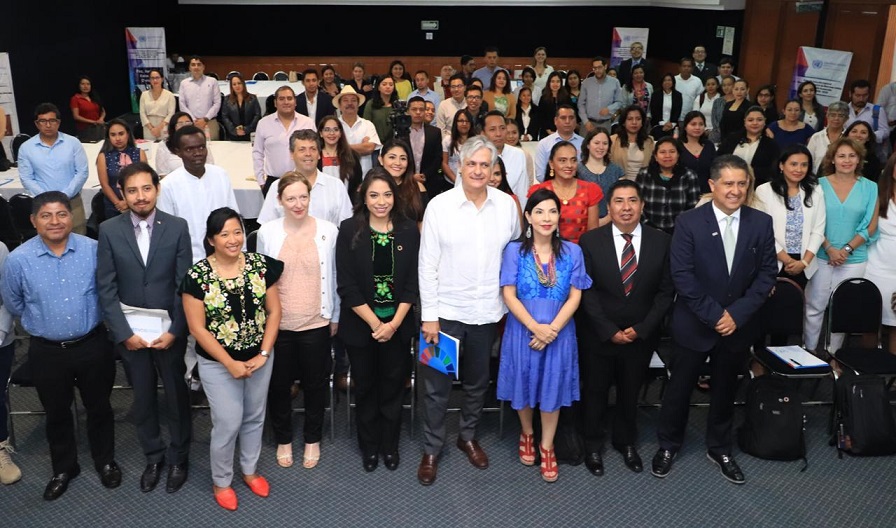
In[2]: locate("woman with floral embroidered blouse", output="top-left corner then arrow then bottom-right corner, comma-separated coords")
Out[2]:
181,207 -> 283,511
336,169 -> 420,473
257,172 -> 340,473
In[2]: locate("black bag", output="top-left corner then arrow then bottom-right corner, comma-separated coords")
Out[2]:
738,376 -> 807,470
551,404 -> 585,466
0,143 -> 10,171
834,371 -> 896,457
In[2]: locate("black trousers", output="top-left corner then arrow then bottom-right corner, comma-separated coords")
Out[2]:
30,328 -> 115,475
262,175 -> 278,198
119,338 -> 192,465
346,337 -> 409,457
268,326 -> 331,444
581,341 -> 652,452
657,340 -> 745,456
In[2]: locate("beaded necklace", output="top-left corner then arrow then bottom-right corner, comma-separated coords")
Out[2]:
533,250 -> 557,288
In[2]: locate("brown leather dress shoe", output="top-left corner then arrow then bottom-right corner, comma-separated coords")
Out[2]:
456,438 -> 489,469
417,454 -> 438,486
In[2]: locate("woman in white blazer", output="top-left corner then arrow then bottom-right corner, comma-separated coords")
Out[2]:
753,144 -> 826,287
256,172 -> 339,470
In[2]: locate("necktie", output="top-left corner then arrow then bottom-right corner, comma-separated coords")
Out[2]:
620,233 -> 637,296
722,216 -> 736,273
137,220 -> 150,264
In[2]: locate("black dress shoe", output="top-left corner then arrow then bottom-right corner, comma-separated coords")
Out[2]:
584,452 -> 604,476
43,466 -> 80,501
706,452 -> 745,484
383,452 -> 400,471
651,449 -> 676,478
618,445 -> 643,473
140,462 -> 164,493
99,462 -> 122,489
166,463 -> 189,493
363,454 -> 379,473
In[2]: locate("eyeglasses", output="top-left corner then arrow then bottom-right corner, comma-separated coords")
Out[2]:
36,119 -> 60,126
466,95 -> 482,100
321,127 -> 340,133
450,84 -> 465,89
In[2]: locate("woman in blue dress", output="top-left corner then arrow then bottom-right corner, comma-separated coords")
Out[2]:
497,188 -> 592,483
96,118 -> 146,218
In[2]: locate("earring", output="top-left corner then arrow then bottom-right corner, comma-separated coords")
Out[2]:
549,168 -> 554,179
555,228 -> 560,238
526,225 -> 532,239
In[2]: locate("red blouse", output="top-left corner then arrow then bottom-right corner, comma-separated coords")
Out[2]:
528,179 -> 602,244
70,94 -> 102,131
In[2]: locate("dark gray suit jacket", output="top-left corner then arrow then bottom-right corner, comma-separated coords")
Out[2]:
96,209 -> 193,344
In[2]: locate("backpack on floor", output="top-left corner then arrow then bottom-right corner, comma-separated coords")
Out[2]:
738,375 -> 808,470
834,371 -> 896,457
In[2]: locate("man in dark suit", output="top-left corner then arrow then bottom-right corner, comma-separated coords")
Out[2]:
617,42 -> 655,87
296,68 -> 335,124
579,180 -> 674,477
652,155 -> 776,485
692,45 -> 719,83
96,162 -> 193,494
407,96 -> 446,196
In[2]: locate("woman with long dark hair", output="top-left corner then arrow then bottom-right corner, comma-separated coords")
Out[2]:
483,70 -> 516,119
679,111 -> 717,193
97,118 -> 147,217
718,105 -> 781,187
497,187 -> 591,482
846,120 -> 883,182
514,87 -> 541,142
378,139 -> 426,223
336,169 -> 420,472
539,71 -> 570,138
318,115 -> 363,201
768,99 -> 815,149
797,80 -> 825,132
441,109 -> 474,187
622,64 -> 652,115
388,60 -> 413,101
754,144 -> 826,288
364,76 -> 398,142
610,105 -> 655,181
220,74 -> 261,141
320,65 -> 341,97
71,75 -> 106,141
648,74 -> 682,140
635,136 -> 700,233
718,79 -> 750,139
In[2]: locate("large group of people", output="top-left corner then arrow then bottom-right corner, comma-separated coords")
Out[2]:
3,43 -> 896,513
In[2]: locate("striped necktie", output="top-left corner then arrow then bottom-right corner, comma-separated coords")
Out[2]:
620,233 -> 637,296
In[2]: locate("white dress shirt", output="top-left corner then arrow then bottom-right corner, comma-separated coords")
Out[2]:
419,186 -> 521,324
436,97 -> 467,137
257,169 -> 353,225
712,202 -> 741,250
178,75 -> 221,122
611,223 -> 643,263
535,132 -> 584,182
252,112 -> 317,186
157,164 -> 240,263
339,116 -> 382,176
452,144 -> 530,209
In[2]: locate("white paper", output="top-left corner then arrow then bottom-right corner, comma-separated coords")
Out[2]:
767,346 -> 828,369
121,303 -> 172,343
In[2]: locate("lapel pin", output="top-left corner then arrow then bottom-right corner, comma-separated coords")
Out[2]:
712,232 -> 719,236
397,245 -> 403,251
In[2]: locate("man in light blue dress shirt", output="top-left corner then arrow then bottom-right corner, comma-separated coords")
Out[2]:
1,191 -> 119,500
16,103 -> 89,234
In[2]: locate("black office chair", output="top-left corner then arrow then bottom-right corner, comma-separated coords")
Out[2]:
11,134 -> 30,163
207,72 -> 219,80
8,194 -> 35,241
273,71 -> 289,81
828,278 -> 896,375
226,70 -> 242,80
252,72 -> 269,81
753,277 -> 831,379
246,230 -> 258,252
0,196 -> 22,249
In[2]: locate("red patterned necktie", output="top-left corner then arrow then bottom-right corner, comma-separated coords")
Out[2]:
620,233 -> 637,296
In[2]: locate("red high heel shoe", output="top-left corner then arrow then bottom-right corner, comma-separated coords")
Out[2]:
539,445 -> 558,483
519,433 -> 536,466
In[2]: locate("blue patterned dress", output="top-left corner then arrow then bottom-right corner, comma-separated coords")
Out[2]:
497,240 -> 592,412
102,146 -> 141,218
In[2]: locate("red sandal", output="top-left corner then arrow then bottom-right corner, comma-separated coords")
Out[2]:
539,445 -> 558,483
518,433 -> 536,466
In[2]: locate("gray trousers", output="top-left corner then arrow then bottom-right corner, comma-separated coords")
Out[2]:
198,353 -> 273,487
421,319 -> 497,456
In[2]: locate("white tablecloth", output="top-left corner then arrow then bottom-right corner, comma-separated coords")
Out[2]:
1,141 -> 264,219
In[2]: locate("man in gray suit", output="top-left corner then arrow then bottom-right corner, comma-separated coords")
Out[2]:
96,162 -> 193,494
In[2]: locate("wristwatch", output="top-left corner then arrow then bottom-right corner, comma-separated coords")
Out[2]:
842,244 -> 854,254
260,349 -> 270,358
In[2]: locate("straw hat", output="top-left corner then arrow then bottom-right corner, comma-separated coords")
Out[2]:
332,85 -> 366,108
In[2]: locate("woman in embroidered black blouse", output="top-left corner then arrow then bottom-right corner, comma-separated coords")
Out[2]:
181,207 -> 282,511
336,169 -> 420,473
